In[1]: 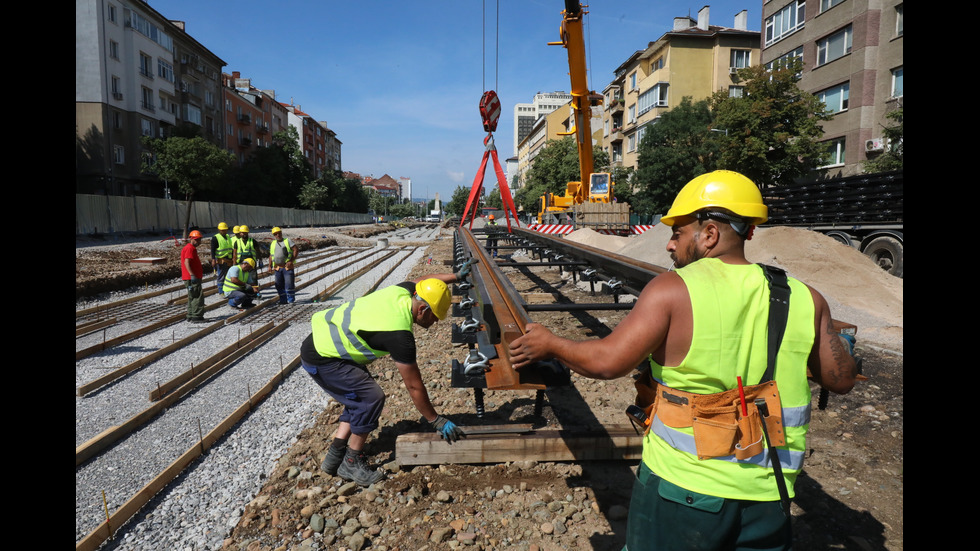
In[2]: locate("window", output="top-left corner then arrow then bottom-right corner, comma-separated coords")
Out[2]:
109,40 -> 118,60
765,0 -> 806,46
628,133 -> 637,152
107,3 -> 116,22
612,142 -> 623,162
730,49 -> 751,71
141,119 -> 154,137
628,105 -> 636,124
891,67 -> 903,97
896,4 -> 903,36
157,59 -> 174,83
817,25 -> 851,66
820,138 -> 845,167
141,87 -> 154,111
184,104 -> 202,126
139,53 -> 153,78
111,76 -> 121,98
637,83 -> 669,115
113,145 -> 125,165
630,72 -> 637,90
820,0 -> 844,12
650,57 -> 664,72
729,86 -> 745,98
112,111 -> 122,129
766,46 -> 804,74
817,82 -> 849,114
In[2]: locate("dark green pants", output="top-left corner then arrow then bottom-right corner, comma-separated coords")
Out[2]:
624,463 -> 791,551
185,280 -> 205,320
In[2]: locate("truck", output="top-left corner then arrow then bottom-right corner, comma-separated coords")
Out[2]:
536,0 -> 630,232
764,170 -> 903,278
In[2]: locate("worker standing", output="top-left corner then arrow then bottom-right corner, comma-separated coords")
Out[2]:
509,171 -> 858,551
222,258 -> 259,309
210,222 -> 234,291
181,230 -> 206,322
234,225 -> 258,266
268,227 -> 298,304
301,262 -> 475,487
487,214 -> 498,258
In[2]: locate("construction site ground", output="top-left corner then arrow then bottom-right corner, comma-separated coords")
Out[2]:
76,224 -> 903,551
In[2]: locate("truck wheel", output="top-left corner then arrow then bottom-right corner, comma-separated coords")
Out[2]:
864,236 -> 903,278
826,231 -> 854,248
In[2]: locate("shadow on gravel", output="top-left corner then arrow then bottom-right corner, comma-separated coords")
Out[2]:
792,472 -> 888,550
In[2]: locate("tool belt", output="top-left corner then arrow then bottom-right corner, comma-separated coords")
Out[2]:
216,258 -> 233,266
634,371 -> 784,460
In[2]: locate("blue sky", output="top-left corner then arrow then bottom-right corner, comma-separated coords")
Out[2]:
148,0 -> 760,202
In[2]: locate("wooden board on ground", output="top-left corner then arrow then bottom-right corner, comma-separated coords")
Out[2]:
130,257 -> 167,264
395,424 -> 643,465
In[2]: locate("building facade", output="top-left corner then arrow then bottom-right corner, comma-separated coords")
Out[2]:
223,72 -> 289,165
76,0 -> 225,197
600,6 -> 760,173
512,91 -> 573,156
515,101 -> 602,189
761,0 -> 903,178
280,103 -> 343,178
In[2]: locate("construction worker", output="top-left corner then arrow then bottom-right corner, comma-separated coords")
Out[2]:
301,262 -> 476,487
222,258 -> 259,309
487,213 -> 499,258
234,225 -> 258,266
509,170 -> 858,551
181,230 -> 206,322
210,222 -> 234,290
268,227 -> 298,304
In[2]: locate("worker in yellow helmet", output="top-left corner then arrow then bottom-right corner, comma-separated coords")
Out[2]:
302,261 -> 476,487
509,170 -> 858,551
268,227 -> 298,304
222,257 -> 258,309
210,222 -> 234,290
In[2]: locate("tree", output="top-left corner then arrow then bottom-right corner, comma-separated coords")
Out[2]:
710,60 -> 830,187
486,187 -> 503,209
445,185 -> 471,217
298,170 -> 344,211
274,125 -> 315,204
632,97 -> 720,214
863,108 -> 903,173
141,135 -> 234,237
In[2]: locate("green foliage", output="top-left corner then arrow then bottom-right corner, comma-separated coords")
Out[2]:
632,97 -> 720,214
486,187 -> 503,209
710,61 -> 830,187
141,135 -> 234,236
227,125 -> 314,208
445,185 -> 471,217
864,108 -> 903,173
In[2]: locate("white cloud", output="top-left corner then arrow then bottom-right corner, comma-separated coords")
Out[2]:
447,170 -> 465,183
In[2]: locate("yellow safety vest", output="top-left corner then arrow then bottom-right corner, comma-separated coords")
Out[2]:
642,259 -> 814,501
214,233 -> 234,260
311,285 -> 414,365
270,238 -> 293,264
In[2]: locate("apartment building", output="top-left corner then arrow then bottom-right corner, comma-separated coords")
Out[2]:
280,103 -> 343,178
515,101 -> 603,189
76,0 -> 226,197
761,0 -> 903,178
223,72 -> 290,165
512,91 -> 573,156
600,6 -> 760,172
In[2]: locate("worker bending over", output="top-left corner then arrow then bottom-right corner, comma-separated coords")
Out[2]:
223,258 -> 259,309
301,262 -> 475,487
509,171 -> 858,551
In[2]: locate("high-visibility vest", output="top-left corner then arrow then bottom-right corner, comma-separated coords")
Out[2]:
270,238 -> 293,264
310,285 -> 414,365
222,265 -> 255,294
642,259 -> 814,501
214,233 -> 234,260
236,237 -> 257,260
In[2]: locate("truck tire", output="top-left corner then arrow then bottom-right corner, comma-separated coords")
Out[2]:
864,236 -> 903,278
826,231 -> 855,248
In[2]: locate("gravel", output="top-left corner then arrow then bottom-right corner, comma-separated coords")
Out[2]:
76,229 -> 432,550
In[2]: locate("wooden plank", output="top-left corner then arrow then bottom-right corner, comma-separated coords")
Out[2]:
395,424 -> 644,465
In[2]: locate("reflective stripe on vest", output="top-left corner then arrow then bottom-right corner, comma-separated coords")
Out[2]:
214,233 -> 234,259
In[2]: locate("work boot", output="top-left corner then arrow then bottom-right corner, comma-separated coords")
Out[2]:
320,444 -> 346,476
337,449 -> 385,487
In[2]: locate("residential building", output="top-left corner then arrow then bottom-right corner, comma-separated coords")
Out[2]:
223,71 -> 289,165
512,91 -> 573,156
76,0 -> 226,197
280,103 -> 343,178
398,177 -> 413,202
600,6 -> 760,172
761,0 -> 903,178
515,101 -> 602,189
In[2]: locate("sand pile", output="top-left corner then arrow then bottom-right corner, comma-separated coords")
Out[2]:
560,225 -> 903,353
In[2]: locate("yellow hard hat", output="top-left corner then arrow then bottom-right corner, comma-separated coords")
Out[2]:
415,278 -> 450,320
660,170 -> 768,226
240,225 -> 250,233
243,258 -> 256,268
218,222 -> 229,230
272,226 -> 282,234
233,225 -> 241,233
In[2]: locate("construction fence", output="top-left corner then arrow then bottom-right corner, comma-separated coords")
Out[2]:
75,194 -> 374,236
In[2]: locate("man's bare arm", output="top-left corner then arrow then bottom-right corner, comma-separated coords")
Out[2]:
396,361 -> 438,421
807,286 -> 857,394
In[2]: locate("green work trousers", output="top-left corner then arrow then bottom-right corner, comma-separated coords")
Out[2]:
185,280 -> 205,320
624,462 -> 791,551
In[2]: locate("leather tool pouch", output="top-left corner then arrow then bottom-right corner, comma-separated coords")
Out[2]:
634,371 -> 784,460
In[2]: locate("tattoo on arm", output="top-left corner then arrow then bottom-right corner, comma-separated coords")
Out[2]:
825,317 -> 856,384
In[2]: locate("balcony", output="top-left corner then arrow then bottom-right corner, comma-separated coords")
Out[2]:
237,113 -> 251,124
609,128 -> 624,142
238,137 -> 252,148
255,123 -> 269,134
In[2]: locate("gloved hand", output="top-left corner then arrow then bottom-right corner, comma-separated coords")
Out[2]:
455,258 -> 479,280
429,415 -> 465,442
838,333 -> 857,358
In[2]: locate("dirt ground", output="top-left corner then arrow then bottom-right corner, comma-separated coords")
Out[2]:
76,226 -> 903,550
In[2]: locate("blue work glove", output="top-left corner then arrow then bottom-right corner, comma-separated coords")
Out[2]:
838,333 -> 857,358
430,415 -> 465,442
455,258 -> 478,280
